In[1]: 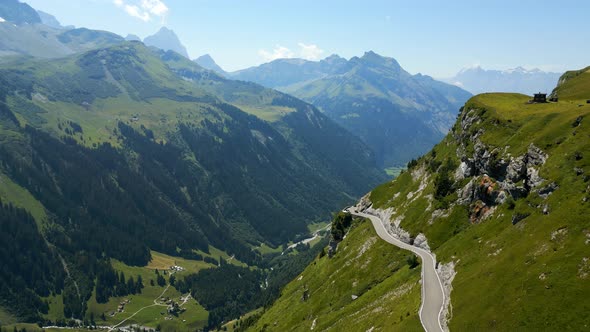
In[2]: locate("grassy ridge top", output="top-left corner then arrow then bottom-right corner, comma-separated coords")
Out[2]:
0,42 -> 304,148
552,66 -> 590,100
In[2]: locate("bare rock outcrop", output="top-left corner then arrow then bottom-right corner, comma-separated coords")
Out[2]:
454,109 -> 553,222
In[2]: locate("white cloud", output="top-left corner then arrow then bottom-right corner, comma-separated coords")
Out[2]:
258,45 -> 294,62
141,0 -> 168,16
298,42 -> 324,60
258,43 -> 327,62
113,0 -> 168,22
125,4 -> 150,21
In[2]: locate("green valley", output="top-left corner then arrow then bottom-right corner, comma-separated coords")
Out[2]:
0,40 -> 385,330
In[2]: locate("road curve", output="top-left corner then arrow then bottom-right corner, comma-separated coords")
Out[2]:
348,208 -> 445,332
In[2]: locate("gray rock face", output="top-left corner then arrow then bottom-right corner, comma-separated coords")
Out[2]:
499,181 -> 528,199
458,178 -> 477,205
453,109 -> 554,223
526,167 -> 544,189
454,161 -> 473,181
413,233 -> 431,251
526,144 -> 548,166
506,156 -> 526,183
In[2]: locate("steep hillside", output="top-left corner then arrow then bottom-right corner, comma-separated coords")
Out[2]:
0,42 -> 385,326
285,52 -> 472,168
248,215 -> 422,332
254,68 -> 590,331
551,66 -> 590,100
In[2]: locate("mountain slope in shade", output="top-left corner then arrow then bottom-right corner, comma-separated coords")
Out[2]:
194,54 -> 226,75
284,51 -> 472,168
143,26 -> 189,58
446,66 -> 561,95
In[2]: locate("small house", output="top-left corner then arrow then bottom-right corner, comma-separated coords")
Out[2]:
549,97 -> 558,102
532,93 -> 547,103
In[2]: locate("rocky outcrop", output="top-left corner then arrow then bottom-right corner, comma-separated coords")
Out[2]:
454,108 -> 555,222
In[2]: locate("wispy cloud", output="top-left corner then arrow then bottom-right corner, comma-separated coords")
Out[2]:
258,45 -> 295,62
258,43 -> 326,62
113,0 -> 168,22
298,43 -> 324,60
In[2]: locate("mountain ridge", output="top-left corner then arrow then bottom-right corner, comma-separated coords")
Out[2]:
281,52 -> 472,168
194,54 -> 226,75
143,27 -> 189,58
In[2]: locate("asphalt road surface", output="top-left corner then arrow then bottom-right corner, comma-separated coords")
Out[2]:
348,208 -> 445,332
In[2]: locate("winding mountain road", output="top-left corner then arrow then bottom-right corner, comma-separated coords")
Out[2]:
348,208 -> 445,332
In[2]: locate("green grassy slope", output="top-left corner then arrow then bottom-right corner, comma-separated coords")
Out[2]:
551,66 -> 590,100
248,219 -> 422,332
368,68 -> 590,330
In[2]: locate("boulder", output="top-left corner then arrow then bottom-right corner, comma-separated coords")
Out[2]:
458,178 -> 477,205
512,213 -> 530,225
454,161 -> 473,181
413,233 -> 431,251
506,156 -> 526,183
537,182 -> 559,199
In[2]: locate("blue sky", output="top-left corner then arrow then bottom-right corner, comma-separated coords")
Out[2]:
26,0 -> 590,77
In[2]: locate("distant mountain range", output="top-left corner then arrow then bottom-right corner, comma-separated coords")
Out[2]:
445,66 -> 561,95
0,0 -> 125,59
223,52 -> 472,168
0,0 -> 192,62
